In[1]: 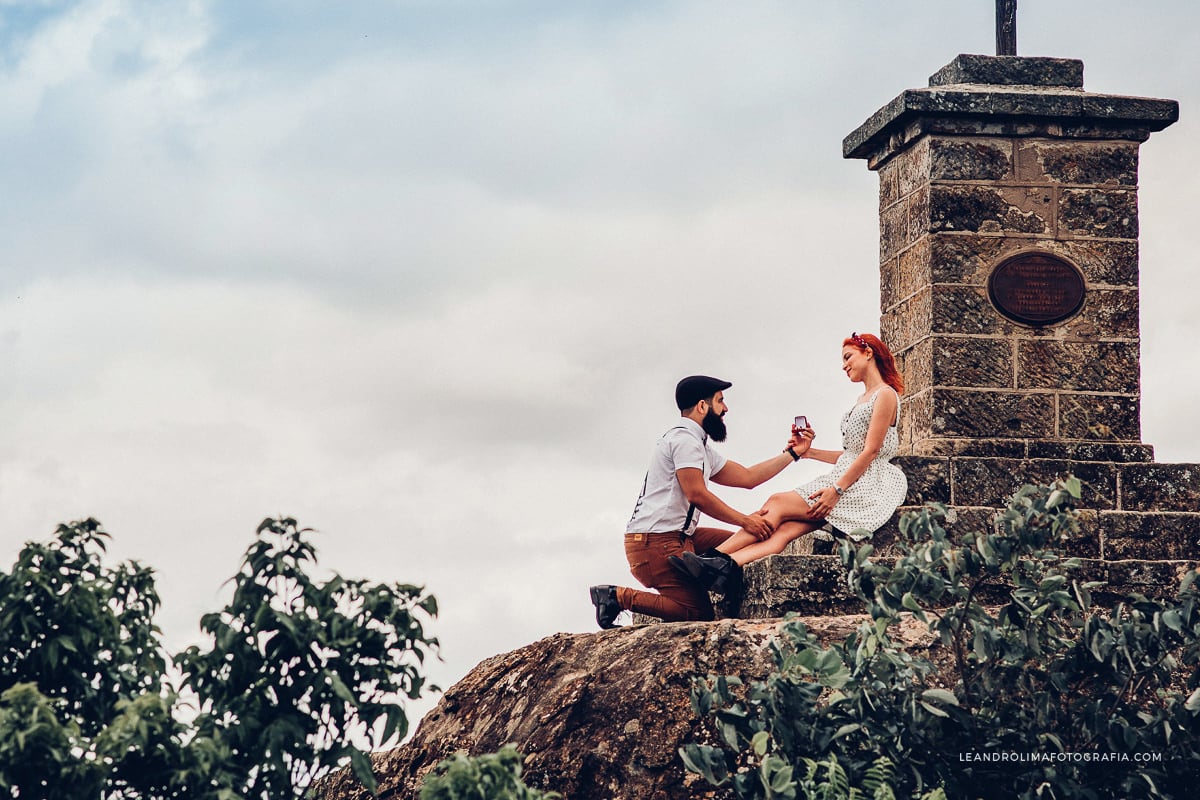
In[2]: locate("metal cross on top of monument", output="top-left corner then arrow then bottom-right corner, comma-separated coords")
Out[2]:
996,0 -> 1017,56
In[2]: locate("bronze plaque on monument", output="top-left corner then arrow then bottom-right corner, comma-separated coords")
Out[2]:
987,251 -> 1086,326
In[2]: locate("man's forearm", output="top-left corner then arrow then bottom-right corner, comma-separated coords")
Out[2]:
689,489 -> 754,529
740,452 -> 796,488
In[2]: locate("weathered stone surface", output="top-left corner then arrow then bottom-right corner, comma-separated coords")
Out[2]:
881,288 -> 931,352
896,390 -> 931,453
925,237 -> 1137,289
928,234 -> 1007,286
1059,510 -> 1104,558
1025,441 -> 1154,463
893,455 -> 950,504
1059,188 -> 1138,239
313,621 -> 783,800
930,185 -> 1049,235
929,138 -> 1011,181
883,236 -> 931,310
844,79 -> 1177,164
927,55 -> 1084,89
1029,141 -> 1139,186
896,136 -> 929,198
1080,94 -> 1180,125
931,285 -> 1011,335
929,88 -> 1084,119
878,154 -> 901,211
905,186 -> 931,249
1054,289 -> 1140,340
930,389 -> 1055,439
739,555 -> 859,617
907,440 -> 1154,463
896,337 -> 932,395
879,186 -> 930,260
951,458 -> 1116,509
1018,341 -> 1140,393
1104,559 -> 1196,594
1101,512 -> 1200,560
880,198 -> 905,261
932,336 -> 1013,388
1067,240 -> 1138,286
1121,464 -> 1200,512
1058,393 -> 1141,441
910,438 -> 1029,458
740,551 -> 1193,620
1069,462 -> 1122,509
927,117 -> 1156,143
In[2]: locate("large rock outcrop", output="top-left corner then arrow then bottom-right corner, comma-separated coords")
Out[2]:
314,616 -> 912,800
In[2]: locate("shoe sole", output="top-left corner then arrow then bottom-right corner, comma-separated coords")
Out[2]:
589,586 -> 619,629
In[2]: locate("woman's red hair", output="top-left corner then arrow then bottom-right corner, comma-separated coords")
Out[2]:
845,332 -> 904,394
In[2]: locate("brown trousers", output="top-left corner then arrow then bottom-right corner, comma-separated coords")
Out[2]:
616,527 -> 731,622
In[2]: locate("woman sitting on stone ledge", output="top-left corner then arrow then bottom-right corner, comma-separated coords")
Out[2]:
670,332 -> 908,592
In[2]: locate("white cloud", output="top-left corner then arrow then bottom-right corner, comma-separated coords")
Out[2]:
2,0 -> 1200,736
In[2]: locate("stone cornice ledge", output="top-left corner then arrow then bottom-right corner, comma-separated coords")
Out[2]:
844,54 -> 1179,163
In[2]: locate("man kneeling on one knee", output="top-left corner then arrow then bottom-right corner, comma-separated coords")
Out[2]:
589,375 -> 809,628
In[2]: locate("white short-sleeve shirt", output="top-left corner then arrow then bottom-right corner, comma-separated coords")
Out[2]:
626,418 -> 728,536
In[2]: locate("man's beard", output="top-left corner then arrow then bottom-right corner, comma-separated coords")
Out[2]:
701,408 -> 727,442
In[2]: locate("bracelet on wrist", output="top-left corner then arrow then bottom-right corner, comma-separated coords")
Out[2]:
785,446 -> 801,462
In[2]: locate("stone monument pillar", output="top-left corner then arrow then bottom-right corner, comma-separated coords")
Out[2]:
734,55 -> 1199,619
842,54 -> 1176,460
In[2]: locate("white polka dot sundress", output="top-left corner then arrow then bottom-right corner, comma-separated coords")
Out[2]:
795,387 -> 907,539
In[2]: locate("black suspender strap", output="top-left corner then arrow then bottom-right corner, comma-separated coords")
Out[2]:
679,502 -> 697,537
677,427 -> 707,537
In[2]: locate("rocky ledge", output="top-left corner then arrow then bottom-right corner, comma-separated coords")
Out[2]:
313,616 -> 933,800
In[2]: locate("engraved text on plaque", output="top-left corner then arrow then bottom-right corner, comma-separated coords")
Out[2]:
987,251 -> 1086,326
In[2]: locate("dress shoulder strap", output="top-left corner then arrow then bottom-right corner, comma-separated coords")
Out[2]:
875,385 -> 901,425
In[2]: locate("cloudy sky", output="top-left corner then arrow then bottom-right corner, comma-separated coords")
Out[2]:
3,0 -> 1199,732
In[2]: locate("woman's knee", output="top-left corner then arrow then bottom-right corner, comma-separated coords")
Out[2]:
763,491 -> 810,520
765,491 -> 796,508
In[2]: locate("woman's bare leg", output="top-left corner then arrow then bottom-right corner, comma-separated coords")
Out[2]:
727,520 -> 820,566
716,490 -> 821,560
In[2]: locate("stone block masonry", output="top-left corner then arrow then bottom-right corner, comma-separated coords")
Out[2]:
730,55 -> 1194,620
736,454 -> 1200,618
846,54 -> 1176,458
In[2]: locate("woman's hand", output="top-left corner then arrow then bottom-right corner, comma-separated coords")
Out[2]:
788,425 -> 815,457
806,486 -> 840,519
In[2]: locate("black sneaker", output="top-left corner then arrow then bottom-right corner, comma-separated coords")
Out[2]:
589,585 -> 621,629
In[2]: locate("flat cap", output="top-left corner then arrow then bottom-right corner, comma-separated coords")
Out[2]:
675,375 -> 732,410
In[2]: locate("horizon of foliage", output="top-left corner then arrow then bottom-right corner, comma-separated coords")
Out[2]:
682,478 -> 1200,799
0,517 -> 439,799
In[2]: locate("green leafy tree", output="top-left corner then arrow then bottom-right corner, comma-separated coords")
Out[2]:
0,517 -> 438,799
419,746 -> 561,800
682,479 -> 1200,800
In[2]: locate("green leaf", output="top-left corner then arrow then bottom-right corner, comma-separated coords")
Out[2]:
919,701 -> 949,718
349,748 -> 378,794
920,688 -> 959,707
327,673 -> 357,704
832,723 -> 860,740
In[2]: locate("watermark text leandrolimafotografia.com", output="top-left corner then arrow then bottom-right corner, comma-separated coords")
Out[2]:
958,751 -> 1164,764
